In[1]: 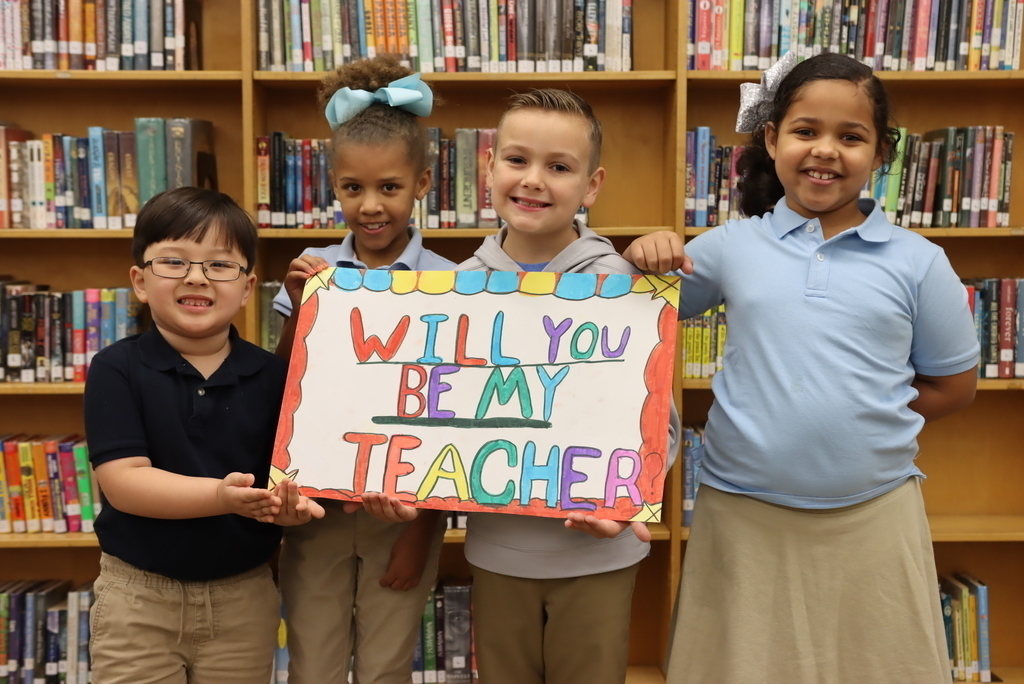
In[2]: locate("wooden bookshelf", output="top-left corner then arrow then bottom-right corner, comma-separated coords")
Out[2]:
1,0 -> 1022,676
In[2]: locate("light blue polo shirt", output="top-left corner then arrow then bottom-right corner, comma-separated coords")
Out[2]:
682,197 -> 979,508
273,228 -> 456,317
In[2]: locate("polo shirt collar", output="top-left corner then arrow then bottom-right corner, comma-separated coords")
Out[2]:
335,227 -> 420,271
138,325 -> 266,379
771,197 -> 893,243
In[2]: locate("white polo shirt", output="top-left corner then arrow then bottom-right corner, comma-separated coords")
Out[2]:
681,197 -> 979,508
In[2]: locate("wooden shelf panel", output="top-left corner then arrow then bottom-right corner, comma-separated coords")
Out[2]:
0,229 -> 133,238
259,226 -> 672,239
685,227 -> 1024,237
0,383 -> 85,395
682,379 -> 1024,390
686,70 -> 1024,82
0,522 -> 671,548
931,516 -> 1024,542
0,70 -> 243,86
625,666 -> 665,684
254,70 -> 676,84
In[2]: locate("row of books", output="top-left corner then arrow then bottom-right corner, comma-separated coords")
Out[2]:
967,278 -> 1024,379
941,573 -> 992,682
0,119 -> 217,231
1,282 -> 143,384
0,0 -> 202,71
681,424 -> 704,527
256,0 -> 635,73
687,0 -> 1024,71
682,304 -> 727,379
413,583 -> 474,683
683,125 -> 1016,229
879,127 -> 1015,230
0,581 -> 95,684
256,128 -> 499,230
0,435 -> 101,535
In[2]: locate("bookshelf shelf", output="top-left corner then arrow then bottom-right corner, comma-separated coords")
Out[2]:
0,383 -> 85,395
0,532 -> 99,548
684,227 -> 1024,237
0,70 -> 245,86
253,71 -> 677,85
682,379 -> 1024,390
258,226 -> 672,239
0,522 -> 672,549
930,515 -> 1024,542
624,666 -> 666,684
0,230 -> 134,238
685,70 -> 1024,82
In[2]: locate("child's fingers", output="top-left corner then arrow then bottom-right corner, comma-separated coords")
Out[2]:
631,521 -> 653,543
306,499 -> 326,519
223,472 -> 256,489
388,498 -> 419,522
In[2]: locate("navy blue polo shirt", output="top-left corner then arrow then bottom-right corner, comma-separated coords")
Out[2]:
84,325 -> 285,581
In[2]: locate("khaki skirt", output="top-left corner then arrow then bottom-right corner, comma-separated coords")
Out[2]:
667,478 -> 952,684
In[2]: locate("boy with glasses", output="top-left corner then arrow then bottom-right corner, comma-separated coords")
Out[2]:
84,187 -> 324,684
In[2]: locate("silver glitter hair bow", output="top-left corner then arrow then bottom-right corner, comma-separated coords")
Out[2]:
735,51 -> 800,134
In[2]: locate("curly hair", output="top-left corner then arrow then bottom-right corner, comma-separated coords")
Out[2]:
737,53 -> 901,218
319,55 -> 439,171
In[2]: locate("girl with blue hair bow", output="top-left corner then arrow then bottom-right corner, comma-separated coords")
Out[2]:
273,54 -> 454,684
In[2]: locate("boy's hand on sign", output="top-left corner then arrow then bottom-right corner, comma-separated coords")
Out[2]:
271,480 -> 326,526
284,255 -> 331,310
564,512 -> 653,543
218,472 -> 281,522
624,231 -> 693,275
361,491 -> 421,523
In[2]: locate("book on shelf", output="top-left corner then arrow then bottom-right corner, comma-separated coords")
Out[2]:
686,0 -> 1023,70
684,126 -> 1015,229
0,118 -> 217,230
0,283 -> 141,383
255,0 -> 635,72
0,435 -> 101,536
0,0 -> 202,71
0,581 -> 94,684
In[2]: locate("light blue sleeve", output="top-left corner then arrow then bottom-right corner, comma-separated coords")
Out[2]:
678,224 -> 728,320
910,249 -> 981,376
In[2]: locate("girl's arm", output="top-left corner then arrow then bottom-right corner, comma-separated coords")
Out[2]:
910,367 -> 978,423
379,509 -> 443,591
275,255 -> 331,361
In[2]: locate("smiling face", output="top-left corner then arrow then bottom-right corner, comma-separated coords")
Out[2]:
332,142 -> 432,269
765,79 -> 883,235
487,109 -> 605,261
130,226 -> 255,348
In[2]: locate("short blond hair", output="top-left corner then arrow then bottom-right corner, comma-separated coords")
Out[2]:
498,89 -> 603,173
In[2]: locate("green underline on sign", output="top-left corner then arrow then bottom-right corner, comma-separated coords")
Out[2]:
371,416 -> 553,429
356,359 -> 625,367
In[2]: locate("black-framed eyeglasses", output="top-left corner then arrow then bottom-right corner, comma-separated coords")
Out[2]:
143,257 -> 248,281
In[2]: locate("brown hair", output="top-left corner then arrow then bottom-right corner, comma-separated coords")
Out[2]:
737,53 -> 901,218
498,89 -> 603,173
132,187 -> 257,272
319,55 -> 437,171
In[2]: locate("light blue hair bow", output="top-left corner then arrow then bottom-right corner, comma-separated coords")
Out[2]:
735,51 -> 800,134
325,73 -> 433,130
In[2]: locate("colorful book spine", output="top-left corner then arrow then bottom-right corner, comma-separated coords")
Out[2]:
84,288 -> 101,368
18,440 -> 41,533
58,437 -> 82,533
87,127 -> 107,229
72,441 -> 94,534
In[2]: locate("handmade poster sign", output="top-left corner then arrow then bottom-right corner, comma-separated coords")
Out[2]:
271,268 -> 679,522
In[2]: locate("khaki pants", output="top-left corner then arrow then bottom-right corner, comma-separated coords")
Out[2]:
278,503 -> 446,684
471,563 -> 640,684
90,553 -> 279,684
